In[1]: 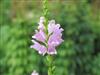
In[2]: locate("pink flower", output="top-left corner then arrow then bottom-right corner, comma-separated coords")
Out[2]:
38,17 -> 45,30
31,17 -> 64,55
32,30 -> 46,43
47,44 -> 57,54
31,70 -> 39,75
31,40 -> 47,55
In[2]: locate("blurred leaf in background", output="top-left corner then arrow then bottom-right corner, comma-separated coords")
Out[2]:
0,0 -> 100,75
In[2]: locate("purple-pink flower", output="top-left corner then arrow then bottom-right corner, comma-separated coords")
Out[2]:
31,17 -> 64,55
31,70 -> 39,75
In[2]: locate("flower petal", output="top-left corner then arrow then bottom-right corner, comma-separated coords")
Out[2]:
38,17 -> 45,30
31,40 -> 47,55
48,32 -> 63,47
32,30 -> 46,42
47,44 -> 57,55
48,20 -> 56,34
31,70 -> 39,75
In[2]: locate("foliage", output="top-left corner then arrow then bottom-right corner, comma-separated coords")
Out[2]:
0,0 -> 100,75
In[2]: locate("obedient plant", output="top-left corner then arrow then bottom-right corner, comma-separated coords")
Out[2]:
31,17 -> 64,55
30,0 -> 64,75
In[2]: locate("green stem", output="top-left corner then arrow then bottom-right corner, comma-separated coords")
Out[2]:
46,55 -> 55,75
43,0 -> 48,19
43,0 -> 48,32
42,0 -> 55,75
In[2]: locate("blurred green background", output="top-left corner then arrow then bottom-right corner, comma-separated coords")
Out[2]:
0,0 -> 100,75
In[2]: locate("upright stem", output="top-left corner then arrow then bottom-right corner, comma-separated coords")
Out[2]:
43,0 -> 48,31
43,0 -> 48,17
42,0 -> 55,75
46,55 -> 55,75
